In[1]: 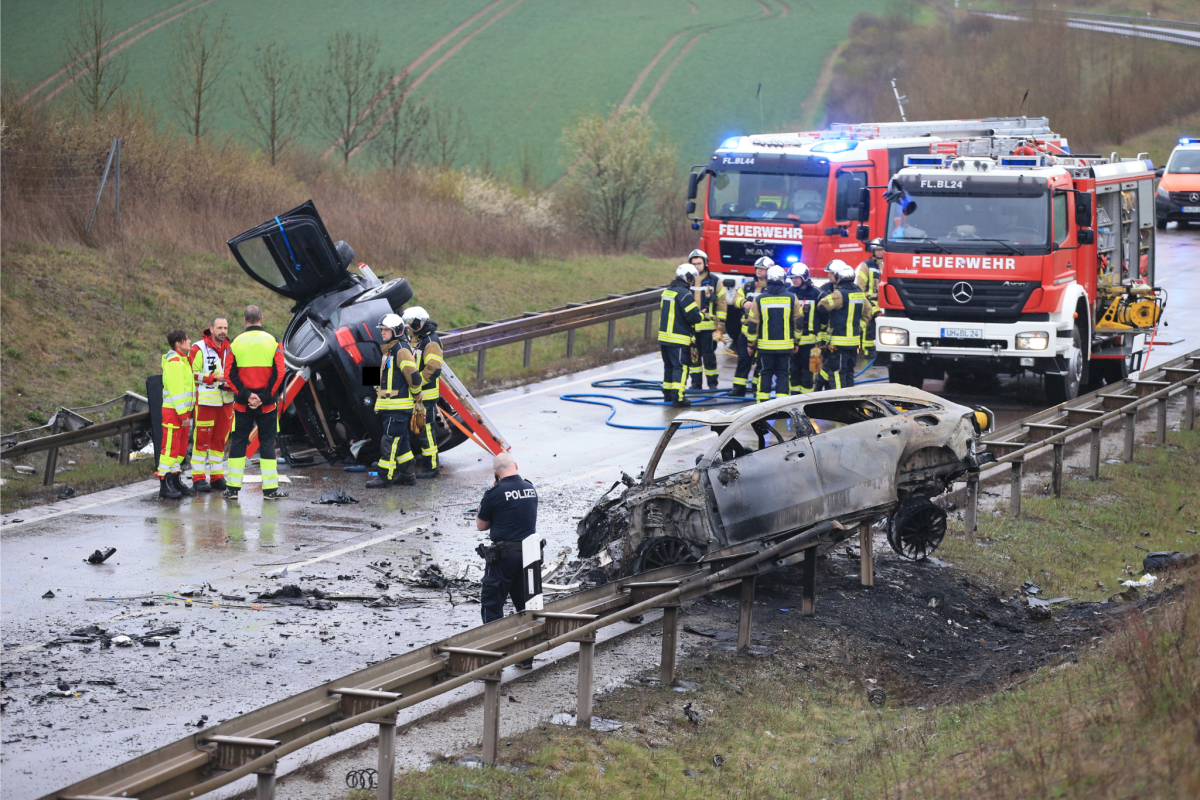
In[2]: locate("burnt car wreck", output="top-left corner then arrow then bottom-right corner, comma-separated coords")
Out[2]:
578,385 -> 993,578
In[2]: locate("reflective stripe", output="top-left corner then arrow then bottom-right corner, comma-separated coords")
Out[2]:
226,456 -> 245,488
377,348 -> 417,411
658,290 -> 691,345
260,458 -> 279,490
755,295 -> 795,351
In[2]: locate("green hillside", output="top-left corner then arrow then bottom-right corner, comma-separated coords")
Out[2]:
1,0 -> 889,177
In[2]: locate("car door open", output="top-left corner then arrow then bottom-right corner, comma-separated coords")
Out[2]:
227,200 -> 346,302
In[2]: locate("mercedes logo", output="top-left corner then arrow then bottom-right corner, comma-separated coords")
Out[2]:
951,282 -> 974,304
1190,192 -> 1200,203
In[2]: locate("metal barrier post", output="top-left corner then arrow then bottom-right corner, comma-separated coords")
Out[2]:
476,349 -> 486,382
737,576 -> 756,649
801,549 -> 817,616
607,319 -> 616,349
576,639 -> 595,728
859,522 -> 874,586
645,311 -> 653,340
1052,442 -> 1064,498
376,718 -> 396,800
1157,397 -> 1168,444
566,329 -> 576,359
964,473 -> 979,544
660,605 -> 679,685
1124,411 -> 1136,462
119,395 -> 137,465
42,414 -> 63,486
256,768 -> 276,800
1089,426 -> 1102,480
482,678 -> 501,764
1009,459 -> 1023,517
1187,384 -> 1196,430
523,339 -> 532,369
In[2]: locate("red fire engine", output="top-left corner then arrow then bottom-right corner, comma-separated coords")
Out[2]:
872,136 -> 1165,404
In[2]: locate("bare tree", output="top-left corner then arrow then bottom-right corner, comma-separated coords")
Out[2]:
63,0 -> 128,120
315,32 -> 395,165
428,105 -> 470,169
372,74 -> 429,171
237,41 -> 306,165
166,11 -> 235,144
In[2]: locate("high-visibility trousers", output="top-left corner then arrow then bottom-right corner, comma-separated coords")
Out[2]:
158,408 -> 189,476
227,406 -> 279,490
688,330 -> 718,389
818,348 -> 857,391
415,400 -> 439,469
732,333 -> 757,389
660,344 -> 689,402
191,403 -> 233,479
378,410 -> 415,479
790,346 -> 817,394
755,352 -> 791,402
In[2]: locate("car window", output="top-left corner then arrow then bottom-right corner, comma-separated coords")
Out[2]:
716,412 -> 801,461
882,398 -> 939,413
1053,192 -> 1069,246
235,236 -> 288,290
803,399 -> 889,432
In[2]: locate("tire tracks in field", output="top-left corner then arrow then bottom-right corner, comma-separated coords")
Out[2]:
640,33 -> 705,109
798,39 -> 846,129
335,0 -> 527,161
30,0 -> 213,110
617,32 -> 684,110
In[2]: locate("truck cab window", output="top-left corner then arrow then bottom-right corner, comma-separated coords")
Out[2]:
836,171 -> 868,221
1053,192 -> 1069,246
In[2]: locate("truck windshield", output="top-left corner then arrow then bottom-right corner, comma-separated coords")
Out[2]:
1167,149 -> 1200,174
887,194 -> 1049,250
709,171 -> 828,222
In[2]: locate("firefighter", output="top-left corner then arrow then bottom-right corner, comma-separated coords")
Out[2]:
686,249 -> 725,390
187,317 -> 234,493
719,277 -> 742,349
158,329 -> 196,500
368,313 -> 420,489
475,451 -> 539,666
787,263 -> 822,394
746,265 -> 803,402
815,261 -> 867,391
855,238 -> 885,356
659,263 -> 703,408
402,306 -> 444,479
225,306 -> 287,500
728,257 -> 772,397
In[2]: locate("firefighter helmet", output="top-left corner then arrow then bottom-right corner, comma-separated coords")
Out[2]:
868,237 -> 884,249
687,248 -> 709,266
766,265 -> 787,283
827,260 -> 854,282
334,240 -> 355,269
402,306 -> 430,332
377,313 -> 405,337
789,262 -> 810,281
754,256 -> 776,268
676,263 -> 699,282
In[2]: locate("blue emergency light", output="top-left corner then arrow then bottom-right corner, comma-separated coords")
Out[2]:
811,140 -> 857,153
720,136 -> 743,149
785,255 -> 799,263
1180,137 -> 1200,145
1000,156 -> 1042,167
906,155 -> 947,166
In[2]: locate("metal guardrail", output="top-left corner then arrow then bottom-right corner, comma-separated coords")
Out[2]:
970,9 -> 1200,47
41,517 -> 871,800
959,348 -> 1199,538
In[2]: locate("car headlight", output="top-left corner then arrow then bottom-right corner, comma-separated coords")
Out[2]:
1016,331 -> 1050,350
878,326 -> 909,347
1157,186 -> 1169,199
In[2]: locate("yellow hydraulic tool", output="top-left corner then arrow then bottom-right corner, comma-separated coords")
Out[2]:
1094,284 -> 1163,332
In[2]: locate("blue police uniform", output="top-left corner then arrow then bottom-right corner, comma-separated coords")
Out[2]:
476,474 -> 539,624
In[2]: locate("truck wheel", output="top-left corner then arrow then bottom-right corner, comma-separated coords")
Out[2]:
1045,328 -> 1083,405
887,495 -> 947,560
887,362 -> 924,388
1156,218 -> 1167,231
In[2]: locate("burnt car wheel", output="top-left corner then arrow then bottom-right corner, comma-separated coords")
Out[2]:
887,495 -> 947,560
633,537 -> 700,573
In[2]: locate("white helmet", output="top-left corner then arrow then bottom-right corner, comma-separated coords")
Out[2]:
754,256 -> 776,269
766,265 -> 787,283
676,263 -> 699,282
687,248 -> 708,266
789,262 -> 810,280
377,313 -> 405,336
827,260 -> 854,282
401,306 -> 430,331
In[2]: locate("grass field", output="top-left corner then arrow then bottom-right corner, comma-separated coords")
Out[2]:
0,0 -> 890,178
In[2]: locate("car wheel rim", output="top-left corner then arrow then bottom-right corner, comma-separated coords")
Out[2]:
636,538 -> 698,571
888,503 -> 947,560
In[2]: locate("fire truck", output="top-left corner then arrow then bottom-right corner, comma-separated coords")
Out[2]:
872,136 -> 1165,404
685,117 -> 1061,275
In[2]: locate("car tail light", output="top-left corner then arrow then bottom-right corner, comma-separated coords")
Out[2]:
335,326 -> 363,364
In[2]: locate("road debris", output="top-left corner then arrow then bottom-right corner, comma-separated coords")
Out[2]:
42,590 -> 55,599
85,548 -> 116,564
58,485 -> 77,499
549,713 -> 623,732
684,702 -> 703,726
1121,574 -> 1158,589
1141,551 -> 1197,572
111,636 -> 133,647
313,490 -> 358,505
345,768 -> 377,789
868,688 -> 887,708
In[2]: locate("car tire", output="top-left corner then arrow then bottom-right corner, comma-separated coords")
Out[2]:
887,495 -> 947,560
352,278 -> 413,312
1045,327 -> 1082,406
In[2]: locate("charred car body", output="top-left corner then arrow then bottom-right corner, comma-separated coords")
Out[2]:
578,385 -> 992,577
227,201 -> 466,462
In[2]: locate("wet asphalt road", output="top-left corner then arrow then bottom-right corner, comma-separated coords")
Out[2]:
0,225 -> 1194,797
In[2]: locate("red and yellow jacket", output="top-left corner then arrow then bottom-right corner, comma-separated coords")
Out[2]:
227,326 -> 285,412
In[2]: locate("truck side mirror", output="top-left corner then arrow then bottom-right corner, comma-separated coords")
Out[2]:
856,224 -> 870,242
685,200 -> 696,215
1074,193 -> 1092,227
687,171 -> 703,200
858,187 -> 871,220
1077,228 -> 1095,245
1155,166 -> 1165,178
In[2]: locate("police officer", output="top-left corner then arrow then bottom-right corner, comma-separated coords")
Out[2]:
402,306 -> 443,479
475,451 -> 539,667
787,263 -> 822,394
855,238 -> 885,356
745,265 -> 803,402
686,249 -> 724,390
368,313 -> 420,488
728,257 -> 771,397
659,263 -> 703,408
815,260 -> 869,391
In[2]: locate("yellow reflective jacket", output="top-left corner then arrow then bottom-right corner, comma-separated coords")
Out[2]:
161,350 -> 196,416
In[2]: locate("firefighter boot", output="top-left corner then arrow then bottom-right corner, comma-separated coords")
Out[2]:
193,478 -> 212,493
672,396 -> 692,409
690,374 -> 703,391
365,472 -> 394,488
415,457 -> 440,480
395,463 -> 417,485
169,472 -> 195,497
209,477 -> 228,492
708,375 -> 720,390
159,475 -> 182,500
728,385 -> 747,398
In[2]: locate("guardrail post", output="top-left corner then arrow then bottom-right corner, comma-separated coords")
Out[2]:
482,677 -> 501,765
1124,411 -> 1137,462
566,329 -> 576,359
119,395 -> 139,465
660,604 -> 679,685
42,414 -> 63,486
1009,459 -> 1024,518
377,716 -> 396,800
1156,397 -> 1168,444
737,576 -> 756,649
1089,426 -> 1102,481
1187,383 -> 1196,431
476,348 -> 487,382
1052,442 -> 1064,498
523,339 -> 532,369
645,311 -> 654,340
257,766 -> 276,800
577,638 -> 595,728
859,522 -> 874,586
607,319 -> 616,350
964,472 -> 979,544
801,549 -> 817,616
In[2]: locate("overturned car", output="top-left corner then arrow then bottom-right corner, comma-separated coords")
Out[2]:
577,385 -> 992,577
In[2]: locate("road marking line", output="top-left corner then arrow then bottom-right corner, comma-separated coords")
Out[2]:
1,480 -> 159,529
480,355 -> 659,409
274,523 -> 428,571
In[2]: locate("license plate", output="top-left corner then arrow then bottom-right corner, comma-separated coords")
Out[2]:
942,328 -> 983,339
1183,206 -> 1200,213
